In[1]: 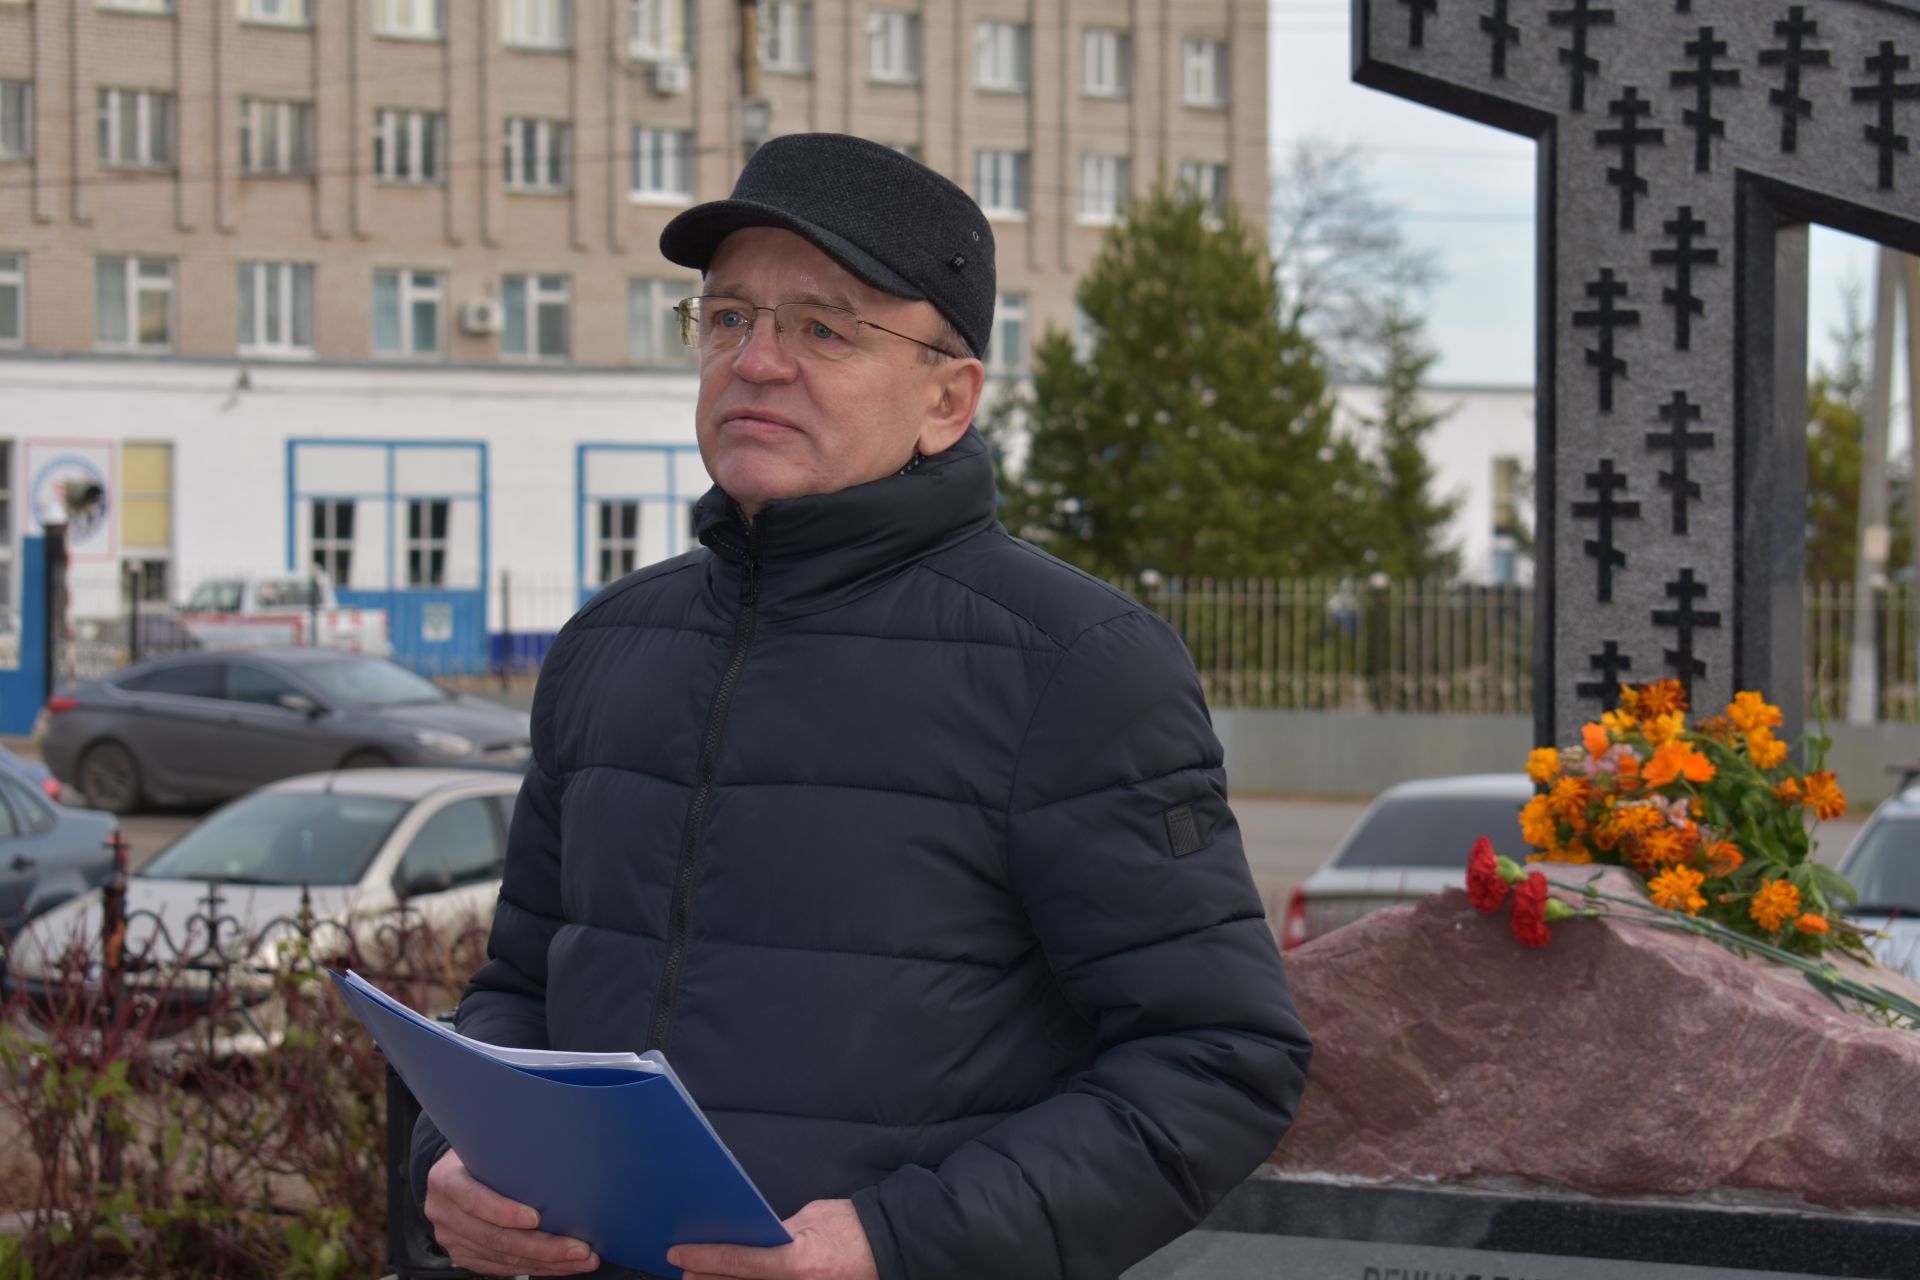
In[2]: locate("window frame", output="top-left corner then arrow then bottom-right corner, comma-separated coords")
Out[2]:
237,260 -> 316,357
866,9 -> 919,85
630,126 -> 694,204
502,117 -> 572,194
97,87 -> 175,170
95,255 -> 175,352
1078,152 -> 1129,226
373,108 -> 447,184
238,0 -> 312,26
239,97 -> 314,178
404,498 -> 451,588
1082,27 -> 1130,99
974,148 -> 1029,220
373,268 -> 446,358
372,0 -> 443,40
0,81 -> 31,163
988,291 -> 1029,378
1181,38 -> 1228,108
627,277 -> 696,366
1178,159 -> 1229,220
311,498 -> 355,586
757,0 -> 812,74
501,0 -> 570,50
973,20 -> 1029,92
501,272 -> 571,362
629,0 -> 688,61
593,500 -> 641,587
0,253 -> 22,349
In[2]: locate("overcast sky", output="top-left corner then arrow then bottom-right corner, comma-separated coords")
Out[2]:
1264,0 -> 1885,392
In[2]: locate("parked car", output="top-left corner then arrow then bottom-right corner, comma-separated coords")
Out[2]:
0,742 -> 65,805
179,573 -> 390,658
1280,774 -> 1535,950
1835,783 -> 1920,982
39,648 -> 531,813
0,766 -> 119,967
4,769 -> 518,1050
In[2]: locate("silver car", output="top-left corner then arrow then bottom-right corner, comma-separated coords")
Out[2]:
1835,788 -> 1920,982
1281,774 -> 1535,950
39,648 -> 531,813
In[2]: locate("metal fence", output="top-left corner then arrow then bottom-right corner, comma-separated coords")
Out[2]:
57,571 -> 1920,721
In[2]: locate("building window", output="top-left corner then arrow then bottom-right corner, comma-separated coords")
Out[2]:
97,88 -> 175,170
1078,153 -> 1129,225
631,127 -> 693,201
974,20 -> 1028,91
988,291 -> 1028,377
502,0 -> 569,49
627,278 -> 696,365
502,273 -> 569,361
866,10 -> 918,84
595,501 -> 640,585
373,0 -> 442,38
406,499 -> 449,587
0,254 -> 20,348
374,269 -> 444,357
121,442 -> 172,593
1071,303 -> 1098,361
0,82 -> 31,162
1083,28 -> 1129,99
885,141 -> 921,162
1182,39 -> 1228,107
373,109 -> 446,183
99,0 -> 172,11
238,261 -> 314,355
95,256 -> 173,351
758,0 -> 811,74
240,0 -> 311,24
503,118 -> 570,193
239,98 -> 313,177
974,148 -> 1028,219
630,0 -> 688,60
1178,160 -> 1229,219
311,499 -> 354,585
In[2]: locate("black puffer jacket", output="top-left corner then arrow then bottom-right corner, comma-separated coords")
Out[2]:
413,429 -> 1312,1279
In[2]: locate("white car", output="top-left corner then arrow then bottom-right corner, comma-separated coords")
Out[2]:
1280,774 -> 1535,950
6,769 -> 519,1050
1835,785 -> 1920,982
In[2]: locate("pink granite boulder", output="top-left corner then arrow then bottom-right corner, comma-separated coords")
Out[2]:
1272,866 -> 1920,1213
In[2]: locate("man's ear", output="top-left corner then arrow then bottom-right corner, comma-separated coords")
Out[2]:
916,358 -> 988,455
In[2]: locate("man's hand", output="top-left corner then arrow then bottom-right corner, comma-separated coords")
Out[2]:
422,1148 -> 600,1276
668,1198 -> 879,1280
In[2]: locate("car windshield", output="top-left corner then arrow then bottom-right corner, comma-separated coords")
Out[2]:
184,581 -> 243,612
255,578 -> 321,608
141,793 -> 410,886
300,658 -> 449,707
1842,817 -> 1920,912
1335,792 -> 1534,868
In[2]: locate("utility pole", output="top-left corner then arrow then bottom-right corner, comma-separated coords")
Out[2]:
1848,246 -> 1905,724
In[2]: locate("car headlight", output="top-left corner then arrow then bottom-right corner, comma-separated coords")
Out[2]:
411,730 -> 475,757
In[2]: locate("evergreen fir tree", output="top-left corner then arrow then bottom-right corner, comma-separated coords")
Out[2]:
1361,299 -> 1461,580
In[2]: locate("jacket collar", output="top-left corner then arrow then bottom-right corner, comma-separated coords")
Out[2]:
693,426 -> 999,616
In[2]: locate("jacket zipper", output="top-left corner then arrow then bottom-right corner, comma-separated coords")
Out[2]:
649,525 -> 759,1051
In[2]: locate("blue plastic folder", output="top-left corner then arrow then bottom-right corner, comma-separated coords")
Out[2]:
329,969 -> 791,1275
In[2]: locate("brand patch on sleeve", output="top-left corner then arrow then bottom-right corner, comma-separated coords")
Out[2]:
1164,804 -> 1204,857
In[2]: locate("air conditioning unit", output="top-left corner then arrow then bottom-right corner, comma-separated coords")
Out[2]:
652,60 -> 691,95
460,299 -> 504,336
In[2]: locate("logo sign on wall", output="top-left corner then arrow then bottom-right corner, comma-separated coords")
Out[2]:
23,439 -> 118,565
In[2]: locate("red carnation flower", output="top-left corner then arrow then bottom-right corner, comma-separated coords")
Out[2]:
1467,837 -> 1509,913
1510,872 -> 1553,948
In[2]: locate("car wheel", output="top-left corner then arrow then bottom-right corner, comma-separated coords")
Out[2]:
339,750 -> 394,769
77,742 -> 143,815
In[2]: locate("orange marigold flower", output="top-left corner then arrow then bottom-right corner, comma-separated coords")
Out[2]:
1746,729 -> 1788,770
1644,741 -> 1715,788
1623,679 -> 1689,719
1639,826 -> 1688,866
1548,775 -> 1592,823
1696,714 -> 1735,742
1601,709 -> 1638,738
1648,864 -> 1707,915
1526,746 -> 1562,785
1582,722 -> 1612,757
1749,878 -> 1802,932
1774,778 -> 1804,806
1702,840 -> 1743,877
1728,690 -> 1784,735
1519,794 -> 1557,848
1642,711 -> 1686,748
1794,913 -> 1830,935
1802,771 -> 1846,821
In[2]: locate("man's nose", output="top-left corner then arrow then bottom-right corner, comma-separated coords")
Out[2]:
730,315 -> 799,381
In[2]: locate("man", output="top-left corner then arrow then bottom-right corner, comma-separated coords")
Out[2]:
414,133 -> 1311,1280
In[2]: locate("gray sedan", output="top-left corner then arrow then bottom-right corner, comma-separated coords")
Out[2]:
39,649 -> 531,814
0,766 -> 118,962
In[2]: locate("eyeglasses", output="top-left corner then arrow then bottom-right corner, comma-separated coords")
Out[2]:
675,295 -> 963,363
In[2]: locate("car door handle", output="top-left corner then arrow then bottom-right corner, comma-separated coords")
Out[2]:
9,855 -> 34,873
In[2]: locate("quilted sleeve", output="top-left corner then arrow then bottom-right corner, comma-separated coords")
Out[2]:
851,608 -> 1312,1280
